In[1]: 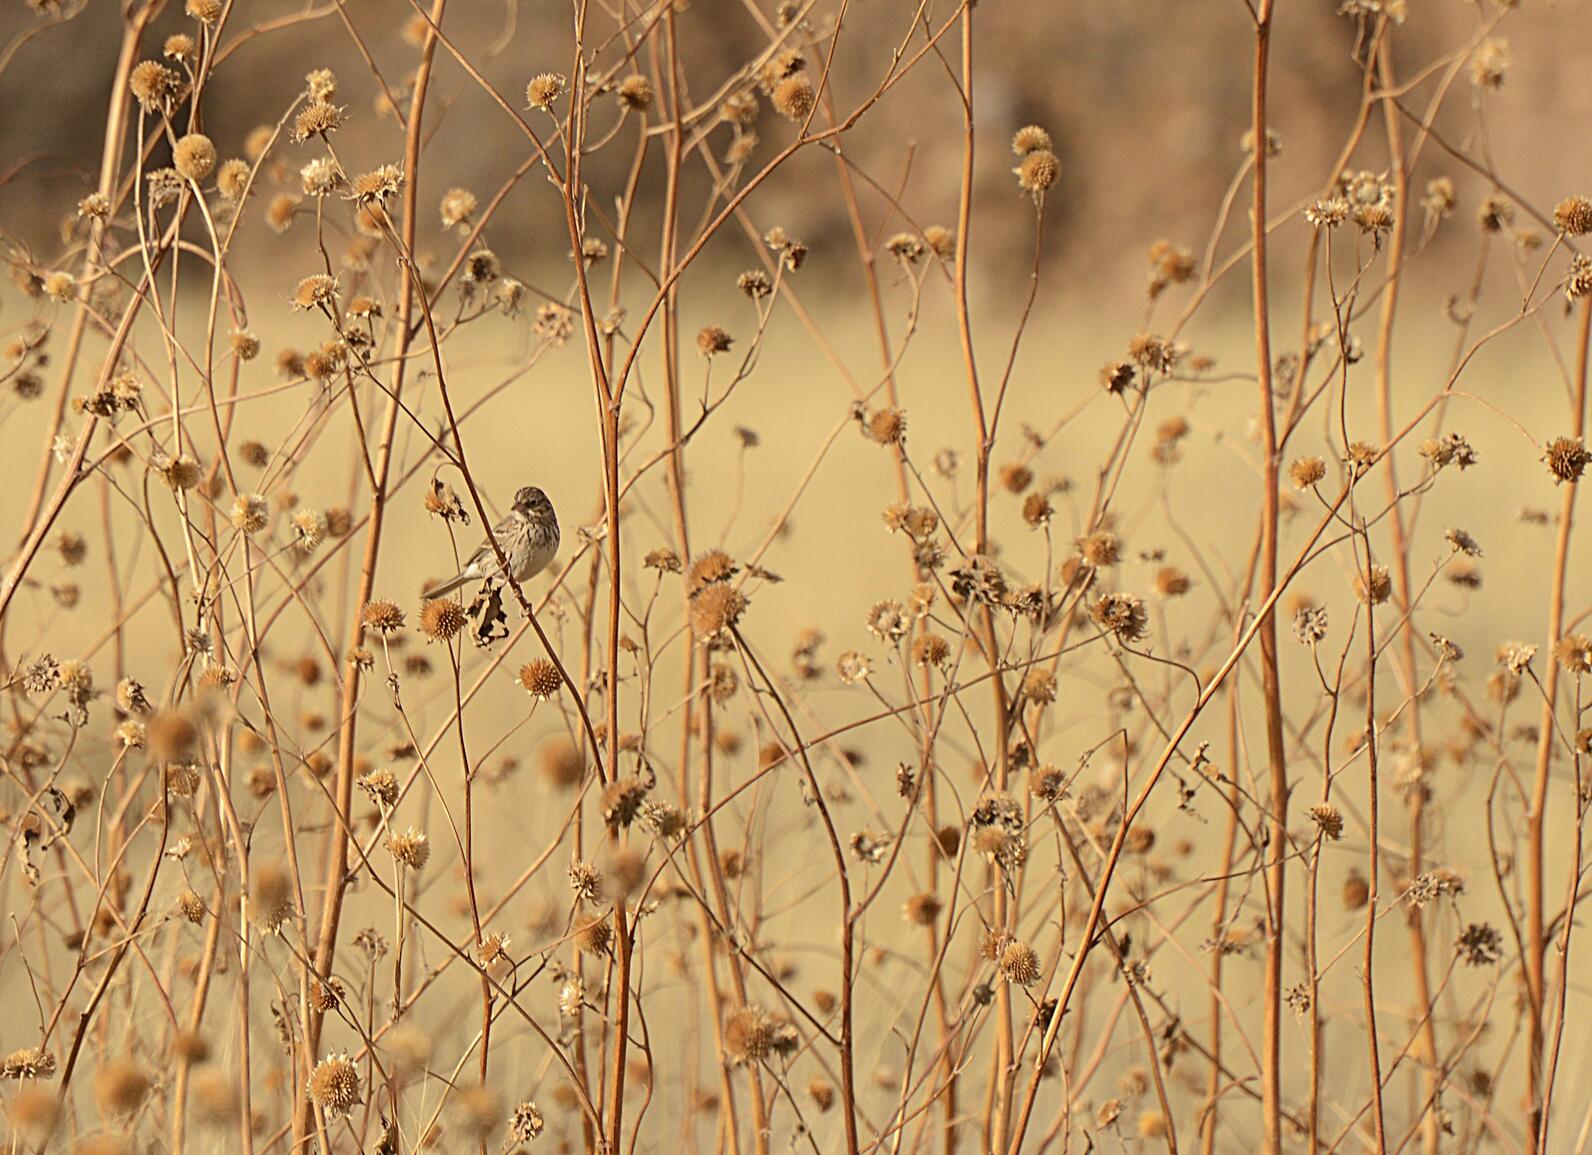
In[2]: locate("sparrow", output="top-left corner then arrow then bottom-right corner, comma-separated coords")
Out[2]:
426,485 -> 559,598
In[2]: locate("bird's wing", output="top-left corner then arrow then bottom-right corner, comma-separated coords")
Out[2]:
465,511 -> 522,573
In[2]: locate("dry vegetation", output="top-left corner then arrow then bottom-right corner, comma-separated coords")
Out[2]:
0,1 -> 1590,1154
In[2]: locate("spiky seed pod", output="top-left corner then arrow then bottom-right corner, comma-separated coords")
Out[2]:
602,775 -> 649,829
361,600 -> 404,634
526,72 -> 566,109
724,1006 -> 775,1062
248,863 -> 293,932
999,941 -> 1042,986
307,1053 -> 361,1117
617,74 -> 653,110
1011,125 -> 1053,156
574,917 -> 612,956
904,892 -> 942,926
172,134 -> 216,183
1544,436 -> 1590,484
772,75 -> 815,120
419,598 -> 466,641
690,583 -> 747,641
1016,149 -> 1059,196
1554,195 -> 1592,236
518,658 -> 561,699
385,826 -> 430,870
94,1058 -> 150,1116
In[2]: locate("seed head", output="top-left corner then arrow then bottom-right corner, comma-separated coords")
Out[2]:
618,74 -> 653,110
1091,592 -> 1149,642
1355,564 -> 1392,605
697,324 -> 733,357
687,548 -> 738,593
1,1048 -> 56,1080
1478,193 -> 1514,233
172,133 -> 216,183
602,775 -> 650,828
518,658 -> 561,699
1016,149 -> 1059,197
214,158 -> 250,201
439,186 -> 476,229
725,1006 -> 776,1062
1555,195 -> 1592,236
230,493 -> 268,535
690,583 -> 748,641
129,61 -> 182,113
539,737 -> 584,789
1011,125 -> 1052,156
999,940 -> 1041,986
1544,436 -> 1590,484
386,825 -> 431,870
92,1058 -> 150,1117
361,599 -> 404,634
419,598 -> 466,641
912,632 -> 951,668
864,407 -> 907,446
1470,38 -> 1509,89
248,862 -> 294,932
265,193 -> 299,233
526,72 -> 566,109
1555,632 -> 1592,674
772,74 -> 815,120
1290,456 -> 1327,488
307,1053 -> 361,1117
163,33 -> 196,61
1308,803 -> 1344,840
574,917 -> 612,955
291,101 -> 343,144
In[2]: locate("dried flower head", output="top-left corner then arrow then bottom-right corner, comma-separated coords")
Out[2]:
772,74 -> 815,120
1544,436 -> 1590,484
574,917 -> 613,955
248,862 -> 294,932
419,598 -> 466,641
1290,456 -> 1327,489
1091,592 -> 1149,642
386,826 -> 430,870
129,60 -> 182,113
307,1053 -> 361,1117
999,940 -> 1042,986
697,324 -> 733,357
1470,38 -> 1509,89
526,72 -> 567,109
361,599 -> 404,634
1309,803 -> 1344,840
1555,633 -> 1592,674
172,133 -> 216,183
863,407 -> 907,446
1554,195 -> 1592,237
1015,149 -> 1059,196
230,493 -> 268,535
690,583 -> 748,641
618,73 -> 653,110
1012,125 -> 1053,156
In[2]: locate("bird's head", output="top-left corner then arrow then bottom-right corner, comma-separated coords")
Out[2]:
513,485 -> 552,516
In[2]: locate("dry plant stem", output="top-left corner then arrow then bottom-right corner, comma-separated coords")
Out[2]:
1527,293 -> 1591,1152
946,12 -> 1017,1149
299,4 -> 446,1148
1372,35 -> 1441,1155
1359,579 -> 1391,1154
1249,5 -> 1290,1153
11,3 -> 151,567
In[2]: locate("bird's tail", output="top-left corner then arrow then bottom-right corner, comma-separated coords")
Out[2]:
423,571 -> 471,599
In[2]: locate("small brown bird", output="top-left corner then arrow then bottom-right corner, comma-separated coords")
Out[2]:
427,485 -> 559,598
